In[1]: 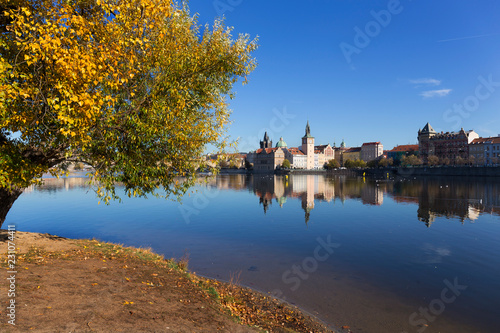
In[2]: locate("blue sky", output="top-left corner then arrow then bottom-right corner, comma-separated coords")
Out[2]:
189,0 -> 500,151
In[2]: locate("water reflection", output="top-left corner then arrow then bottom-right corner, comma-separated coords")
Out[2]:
204,174 -> 500,225
25,177 -> 91,194
388,178 -> 500,226
31,174 -> 500,226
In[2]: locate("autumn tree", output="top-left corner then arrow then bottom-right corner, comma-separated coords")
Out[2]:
427,155 -> 439,166
378,157 -> 393,168
324,159 -> 339,170
344,159 -> 366,169
281,159 -> 290,169
401,155 -> 423,167
0,0 -> 257,226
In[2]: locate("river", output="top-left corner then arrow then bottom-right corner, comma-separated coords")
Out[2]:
8,174 -> 500,332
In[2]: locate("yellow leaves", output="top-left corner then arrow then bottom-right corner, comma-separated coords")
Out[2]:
19,7 -> 31,18
1,0 -> 255,196
123,301 -> 134,305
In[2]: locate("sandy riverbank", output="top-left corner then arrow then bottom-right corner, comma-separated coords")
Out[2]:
0,230 -> 337,332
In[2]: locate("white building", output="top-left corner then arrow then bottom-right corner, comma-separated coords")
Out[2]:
301,121 -> 315,169
284,147 -> 307,169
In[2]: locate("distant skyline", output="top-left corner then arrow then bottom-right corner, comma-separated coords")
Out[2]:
190,0 -> 500,151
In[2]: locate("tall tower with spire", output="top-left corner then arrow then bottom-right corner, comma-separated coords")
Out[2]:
260,132 -> 272,149
301,121 -> 315,169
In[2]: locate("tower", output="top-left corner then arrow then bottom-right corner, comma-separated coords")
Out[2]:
301,121 -> 315,169
418,122 -> 436,162
260,132 -> 272,149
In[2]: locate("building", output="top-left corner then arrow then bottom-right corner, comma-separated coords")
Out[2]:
418,123 -> 479,164
315,144 -> 335,168
387,144 -> 419,163
469,137 -> 488,165
250,147 -> 286,172
470,136 -> 500,165
260,132 -> 272,148
484,137 -> 500,165
417,122 -> 436,162
342,147 -> 361,163
361,142 -> 383,162
333,139 -> 348,165
246,122 -> 335,171
284,147 -> 307,169
301,121 -> 315,170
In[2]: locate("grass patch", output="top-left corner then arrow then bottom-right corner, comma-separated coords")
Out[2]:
207,286 -> 220,300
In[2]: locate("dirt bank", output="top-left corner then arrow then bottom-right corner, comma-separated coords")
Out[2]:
0,230 -> 337,332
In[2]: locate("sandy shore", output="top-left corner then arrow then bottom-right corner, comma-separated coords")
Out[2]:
0,230 -> 338,332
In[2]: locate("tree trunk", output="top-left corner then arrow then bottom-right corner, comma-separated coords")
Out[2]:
0,187 -> 22,229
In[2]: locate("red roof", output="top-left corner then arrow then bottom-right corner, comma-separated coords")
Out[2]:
286,147 -> 305,155
471,137 -> 500,144
362,142 -> 381,146
388,144 -> 419,152
256,148 -> 279,154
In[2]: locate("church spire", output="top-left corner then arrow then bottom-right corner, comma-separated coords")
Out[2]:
260,131 -> 272,148
302,121 -> 313,138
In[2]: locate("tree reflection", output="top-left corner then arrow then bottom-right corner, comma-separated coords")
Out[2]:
31,174 -> 500,226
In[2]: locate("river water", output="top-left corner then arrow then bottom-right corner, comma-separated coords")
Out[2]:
7,174 -> 500,332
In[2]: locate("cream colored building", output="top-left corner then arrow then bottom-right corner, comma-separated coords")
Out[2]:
301,121 -> 315,170
361,142 -> 383,162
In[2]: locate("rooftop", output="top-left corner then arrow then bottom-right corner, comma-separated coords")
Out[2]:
362,142 -> 381,146
388,144 -> 419,152
275,137 -> 287,148
471,136 -> 500,144
433,130 -> 475,139
420,122 -> 436,134
286,147 -> 305,155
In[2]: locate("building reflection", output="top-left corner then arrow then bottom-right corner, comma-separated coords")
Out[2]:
205,174 -> 500,226
388,178 -> 500,227
24,177 -> 91,194
30,174 -> 500,227
203,174 -> 384,224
